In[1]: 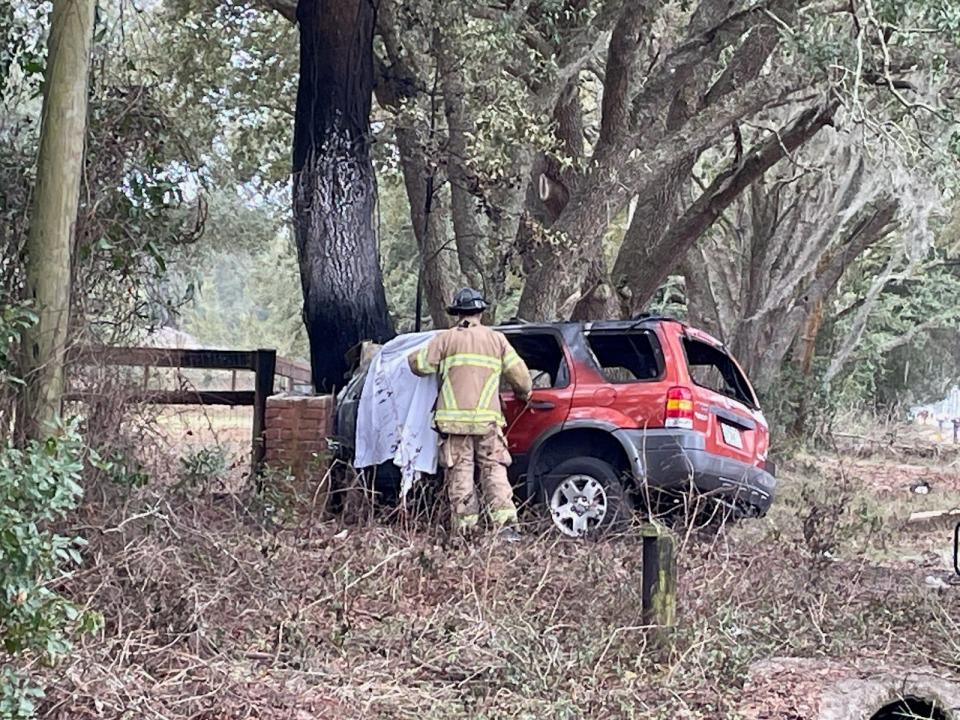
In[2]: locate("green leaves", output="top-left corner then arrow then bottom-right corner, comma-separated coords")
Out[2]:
831,239 -> 960,407
0,669 -> 45,720
177,446 -> 228,492
0,420 -> 94,720
0,2 -> 48,101
0,302 -> 36,389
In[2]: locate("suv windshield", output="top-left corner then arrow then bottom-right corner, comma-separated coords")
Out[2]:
585,331 -> 662,383
682,337 -> 756,407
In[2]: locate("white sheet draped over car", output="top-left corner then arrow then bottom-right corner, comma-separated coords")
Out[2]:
353,331 -> 441,498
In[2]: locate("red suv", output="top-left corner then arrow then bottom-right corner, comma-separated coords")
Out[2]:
333,316 -> 776,536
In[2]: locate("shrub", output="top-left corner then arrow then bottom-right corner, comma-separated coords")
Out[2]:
0,304 -> 38,439
0,421 -> 100,719
177,445 -> 228,492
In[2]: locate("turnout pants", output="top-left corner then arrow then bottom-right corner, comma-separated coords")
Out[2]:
440,425 -> 518,531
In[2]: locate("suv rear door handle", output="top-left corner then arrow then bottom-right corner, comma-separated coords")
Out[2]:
528,400 -> 555,410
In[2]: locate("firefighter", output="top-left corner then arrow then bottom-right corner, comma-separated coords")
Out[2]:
409,288 -> 532,539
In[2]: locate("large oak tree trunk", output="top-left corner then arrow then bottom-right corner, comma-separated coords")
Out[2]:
611,160 -> 692,316
608,1 -> 799,318
516,163 -> 631,321
293,0 -> 394,392
20,0 -> 96,440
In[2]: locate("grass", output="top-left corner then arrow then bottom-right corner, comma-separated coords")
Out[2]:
24,439 -> 960,719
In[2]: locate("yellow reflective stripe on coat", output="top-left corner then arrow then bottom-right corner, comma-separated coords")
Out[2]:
503,348 -> 522,371
476,372 -> 500,411
440,379 -> 458,409
434,408 -> 505,425
414,346 -> 437,374
440,353 -> 502,374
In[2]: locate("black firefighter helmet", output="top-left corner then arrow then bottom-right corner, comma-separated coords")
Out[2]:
447,287 -> 488,315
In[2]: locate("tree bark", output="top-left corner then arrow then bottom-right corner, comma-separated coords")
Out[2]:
789,297 -> 825,435
597,0 -> 649,150
678,119 -> 902,397
394,126 -> 456,329
682,246 -> 727,341
20,0 -> 96,440
737,198 -> 898,393
515,80 -> 589,319
518,3 -> 651,322
518,66 -> 808,321
517,175 -> 624,320
628,102 -> 837,310
609,0 -> 799,317
821,210 -> 904,387
375,5 -> 458,328
293,0 -> 395,393
437,31 -> 486,297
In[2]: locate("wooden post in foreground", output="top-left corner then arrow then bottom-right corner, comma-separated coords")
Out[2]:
251,349 -> 277,479
641,524 -> 677,628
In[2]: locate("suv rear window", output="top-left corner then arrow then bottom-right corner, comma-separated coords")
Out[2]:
683,337 -> 755,407
585,331 -> 662,383
503,332 -> 568,389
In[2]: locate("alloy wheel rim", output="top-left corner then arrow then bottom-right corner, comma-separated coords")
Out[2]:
549,474 -> 609,537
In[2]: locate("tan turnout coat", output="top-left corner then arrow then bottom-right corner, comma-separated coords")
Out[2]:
408,316 -> 532,435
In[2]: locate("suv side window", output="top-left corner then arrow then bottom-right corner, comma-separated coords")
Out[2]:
585,331 -> 663,383
682,337 -> 755,407
502,332 -> 569,389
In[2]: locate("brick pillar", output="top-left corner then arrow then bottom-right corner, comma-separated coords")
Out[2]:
264,395 -> 335,508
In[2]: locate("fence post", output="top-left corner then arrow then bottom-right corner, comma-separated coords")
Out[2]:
251,348 -> 277,479
641,524 -> 677,628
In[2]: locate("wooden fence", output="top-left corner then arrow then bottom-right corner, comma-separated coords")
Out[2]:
67,346 -> 312,474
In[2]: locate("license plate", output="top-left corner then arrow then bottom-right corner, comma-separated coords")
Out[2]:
721,423 -> 743,449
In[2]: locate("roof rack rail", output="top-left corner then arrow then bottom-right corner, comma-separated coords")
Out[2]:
631,312 -> 679,323
500,316 -> 531,325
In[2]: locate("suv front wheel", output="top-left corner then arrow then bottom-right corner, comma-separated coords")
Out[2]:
542,457 -> 633,537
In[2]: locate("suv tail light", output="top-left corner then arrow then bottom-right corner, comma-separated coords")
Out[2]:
665,386 -> 694,429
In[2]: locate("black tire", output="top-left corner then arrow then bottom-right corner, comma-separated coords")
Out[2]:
541,457 -> 634,537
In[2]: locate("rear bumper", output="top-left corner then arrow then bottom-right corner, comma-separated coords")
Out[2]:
613,429 -> 777,514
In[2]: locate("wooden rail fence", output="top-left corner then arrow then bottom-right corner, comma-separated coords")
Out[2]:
66,346 -> 312,474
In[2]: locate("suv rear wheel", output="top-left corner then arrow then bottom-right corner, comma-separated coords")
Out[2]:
543,457 -> 633,537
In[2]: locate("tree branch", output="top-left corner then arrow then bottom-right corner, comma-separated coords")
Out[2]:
523,0 -> 624,112
876,318 -> 958,355
629,0 -> 789,133
374,0 -> 425,108
258,0 -> 297,22
805,198 -> 899,306
598,0 -> 649,148
617,68 -> 818,203
702,0 -> 798,108
530,27 -> 613,112
626,100 -> 839,308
